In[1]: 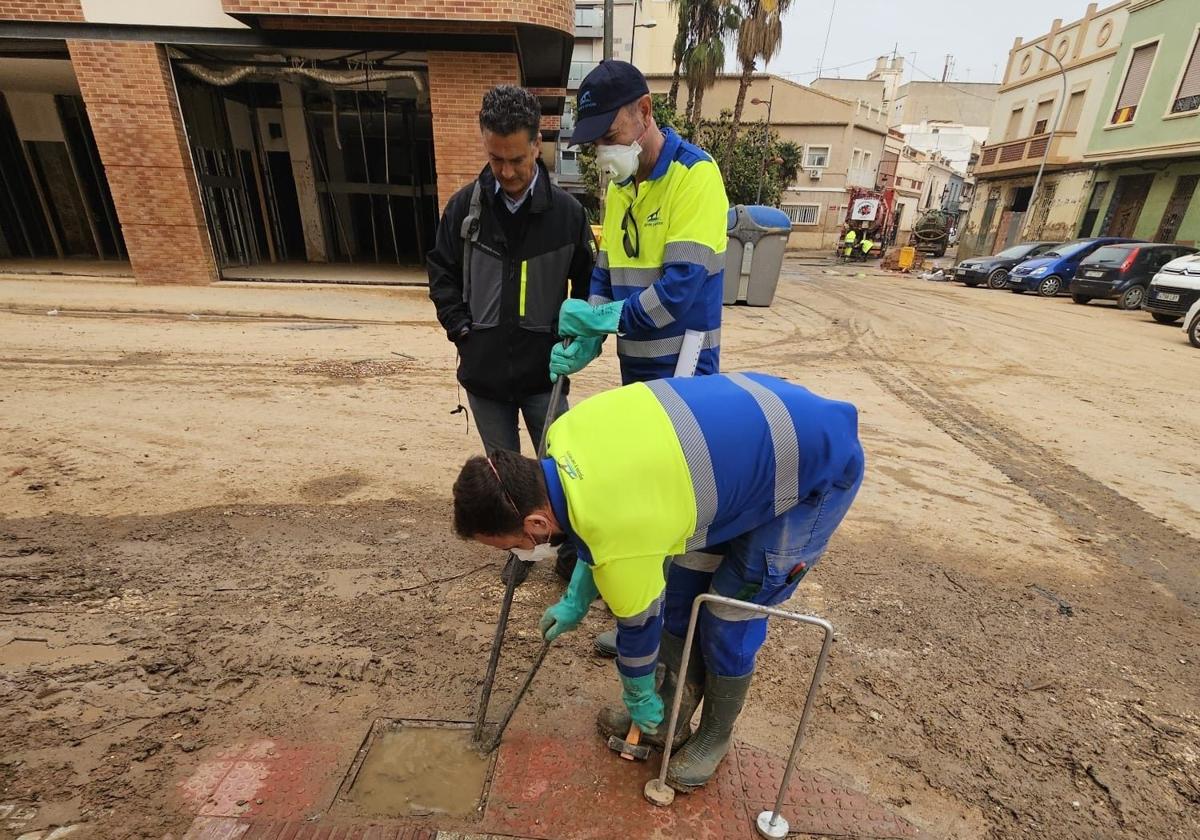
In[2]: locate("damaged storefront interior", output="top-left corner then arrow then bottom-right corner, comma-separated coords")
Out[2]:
0,42 -> 126,275
171,47 -> 436,282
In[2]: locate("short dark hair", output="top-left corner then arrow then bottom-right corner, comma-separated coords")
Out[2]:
479,85 -> 542,143
453,449 -> 548,538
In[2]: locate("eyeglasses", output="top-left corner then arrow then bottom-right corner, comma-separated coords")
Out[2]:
485,457 -> 520,514
622,204 -> 639,259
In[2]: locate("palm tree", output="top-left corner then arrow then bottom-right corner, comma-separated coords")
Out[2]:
667,0 -> 693,111
731,0 -> 790,133
682,0 -> 739,123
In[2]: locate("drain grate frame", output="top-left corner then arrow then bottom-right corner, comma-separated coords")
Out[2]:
330,717 -> 499,822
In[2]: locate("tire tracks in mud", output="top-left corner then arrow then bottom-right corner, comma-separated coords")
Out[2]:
779,277 -> 1200,608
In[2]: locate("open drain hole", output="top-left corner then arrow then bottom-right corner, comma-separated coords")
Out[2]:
332,719 -> 496,820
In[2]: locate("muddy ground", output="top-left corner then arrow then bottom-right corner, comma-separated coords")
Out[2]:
1,264 -> 1198,839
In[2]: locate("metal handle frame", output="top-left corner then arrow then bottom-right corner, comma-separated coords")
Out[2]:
646,592 -> 834,840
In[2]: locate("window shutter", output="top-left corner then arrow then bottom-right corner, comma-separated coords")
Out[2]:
1116,43 -> 1157,111
1173,36 -> 1200,111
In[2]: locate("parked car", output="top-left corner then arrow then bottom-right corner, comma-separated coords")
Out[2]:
953,241 -> 1060,289
1185,297 -> 1200,348
1070,243 -> 1198,309
1143,252 -> 1200,328
1006,238 -> 1142,297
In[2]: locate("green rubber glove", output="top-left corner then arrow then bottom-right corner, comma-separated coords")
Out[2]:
549,336 -> 603,382
538,560 -> 599,641
620,673 -> 664,734
557,298 -> 624,338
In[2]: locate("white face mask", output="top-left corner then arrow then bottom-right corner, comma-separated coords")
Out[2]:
512,540 -> 557,564
596,139 -> 643,184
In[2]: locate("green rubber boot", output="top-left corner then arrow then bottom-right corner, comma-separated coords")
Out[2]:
665,672 -> 752,791
596,631 -> 703,750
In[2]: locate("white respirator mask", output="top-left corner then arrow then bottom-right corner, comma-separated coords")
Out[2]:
512,541 -> 557,564
596,140 -> 643,184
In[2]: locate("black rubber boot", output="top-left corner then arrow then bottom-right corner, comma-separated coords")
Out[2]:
500,554 -> 530,587
665,672 -> 752,791
593,629 -> 618,657
596,631 -> 704,751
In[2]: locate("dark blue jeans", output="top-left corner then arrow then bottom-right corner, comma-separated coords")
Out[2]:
466,388 -> 567,456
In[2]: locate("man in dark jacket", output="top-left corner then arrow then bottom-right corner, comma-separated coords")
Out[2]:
428,85 -> 595,582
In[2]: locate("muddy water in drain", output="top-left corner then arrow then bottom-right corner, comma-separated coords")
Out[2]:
349,728 -> 489,818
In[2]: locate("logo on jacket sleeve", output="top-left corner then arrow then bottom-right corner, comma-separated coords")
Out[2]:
560,452 -> 584,480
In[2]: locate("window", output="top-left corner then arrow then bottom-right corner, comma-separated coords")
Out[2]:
783,204 -> 820,225
1005,106 -> 1024,140
805,145 -> 830,168
1112,42 -> 1158,124
1061,90 -> 1087,131
851,149 -> 863,170
1172,30 -> 1200,114
1033,99 -> 1054,134
574,6 -> 602,28
863,151 -> 873,171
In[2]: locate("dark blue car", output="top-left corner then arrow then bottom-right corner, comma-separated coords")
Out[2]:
1006,237 -> 1143,297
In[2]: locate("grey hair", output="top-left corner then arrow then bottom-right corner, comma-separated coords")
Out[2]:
479,85 -> 542,142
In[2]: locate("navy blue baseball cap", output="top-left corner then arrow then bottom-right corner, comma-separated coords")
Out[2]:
571,60 -> 650,145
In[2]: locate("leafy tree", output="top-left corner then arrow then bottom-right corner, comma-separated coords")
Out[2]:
579,97 -> 800,210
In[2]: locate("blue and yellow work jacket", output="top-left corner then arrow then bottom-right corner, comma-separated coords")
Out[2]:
542,373 -> 864,676
590,128 -> 728,382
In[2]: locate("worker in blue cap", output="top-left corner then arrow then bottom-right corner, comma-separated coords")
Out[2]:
550,60 -> 732,667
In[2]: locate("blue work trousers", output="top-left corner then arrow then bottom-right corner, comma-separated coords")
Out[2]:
664,466 -> 864,678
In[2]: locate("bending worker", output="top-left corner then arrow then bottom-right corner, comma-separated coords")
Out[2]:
451,373 -> 865,791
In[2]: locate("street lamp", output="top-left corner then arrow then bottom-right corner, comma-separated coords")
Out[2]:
1026,44 -> 1067,237
752,87 -> 775,205
630,19 -> 656,62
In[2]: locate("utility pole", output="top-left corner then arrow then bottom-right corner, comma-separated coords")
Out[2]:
941,54 -> 951,82
753,86 -> 776,205
604,0 -> 614,61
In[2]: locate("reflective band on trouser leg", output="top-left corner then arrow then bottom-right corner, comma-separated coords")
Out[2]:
726,372 -> 800,515
616,593 -> 664,677
643,380 -> 719,550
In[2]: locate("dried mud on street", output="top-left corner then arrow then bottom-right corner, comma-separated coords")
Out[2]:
1,266 -> 1198,839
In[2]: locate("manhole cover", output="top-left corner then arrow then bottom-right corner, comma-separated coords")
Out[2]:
332,719 -> 496,821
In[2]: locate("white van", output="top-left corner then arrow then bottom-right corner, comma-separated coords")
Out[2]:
1144,254 -> 1200,348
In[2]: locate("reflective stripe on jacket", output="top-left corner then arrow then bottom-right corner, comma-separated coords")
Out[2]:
542,373 -> 865,623
588,128 -> 728,383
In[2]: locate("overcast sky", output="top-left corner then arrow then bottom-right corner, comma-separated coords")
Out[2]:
766,0 -> 1099,85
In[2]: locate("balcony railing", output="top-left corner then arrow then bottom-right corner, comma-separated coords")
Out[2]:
978,131 -> 1076,174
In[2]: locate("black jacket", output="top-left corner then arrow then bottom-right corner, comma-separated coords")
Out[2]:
427,160 -> 595,401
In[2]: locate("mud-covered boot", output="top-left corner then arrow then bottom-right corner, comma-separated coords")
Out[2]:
596,631 -> 703,750
665,672 -> 752,791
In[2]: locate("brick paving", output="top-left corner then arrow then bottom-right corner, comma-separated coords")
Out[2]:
174,710 -> 919,840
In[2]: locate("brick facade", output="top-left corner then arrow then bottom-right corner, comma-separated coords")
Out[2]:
0,1 -> 82,21
69,40 -> 217,285
223,1 -> 573,34
427,51 -> 521,211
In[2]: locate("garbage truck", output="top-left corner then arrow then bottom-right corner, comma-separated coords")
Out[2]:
909,208 -> 953,257
835,188 -> 894,260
